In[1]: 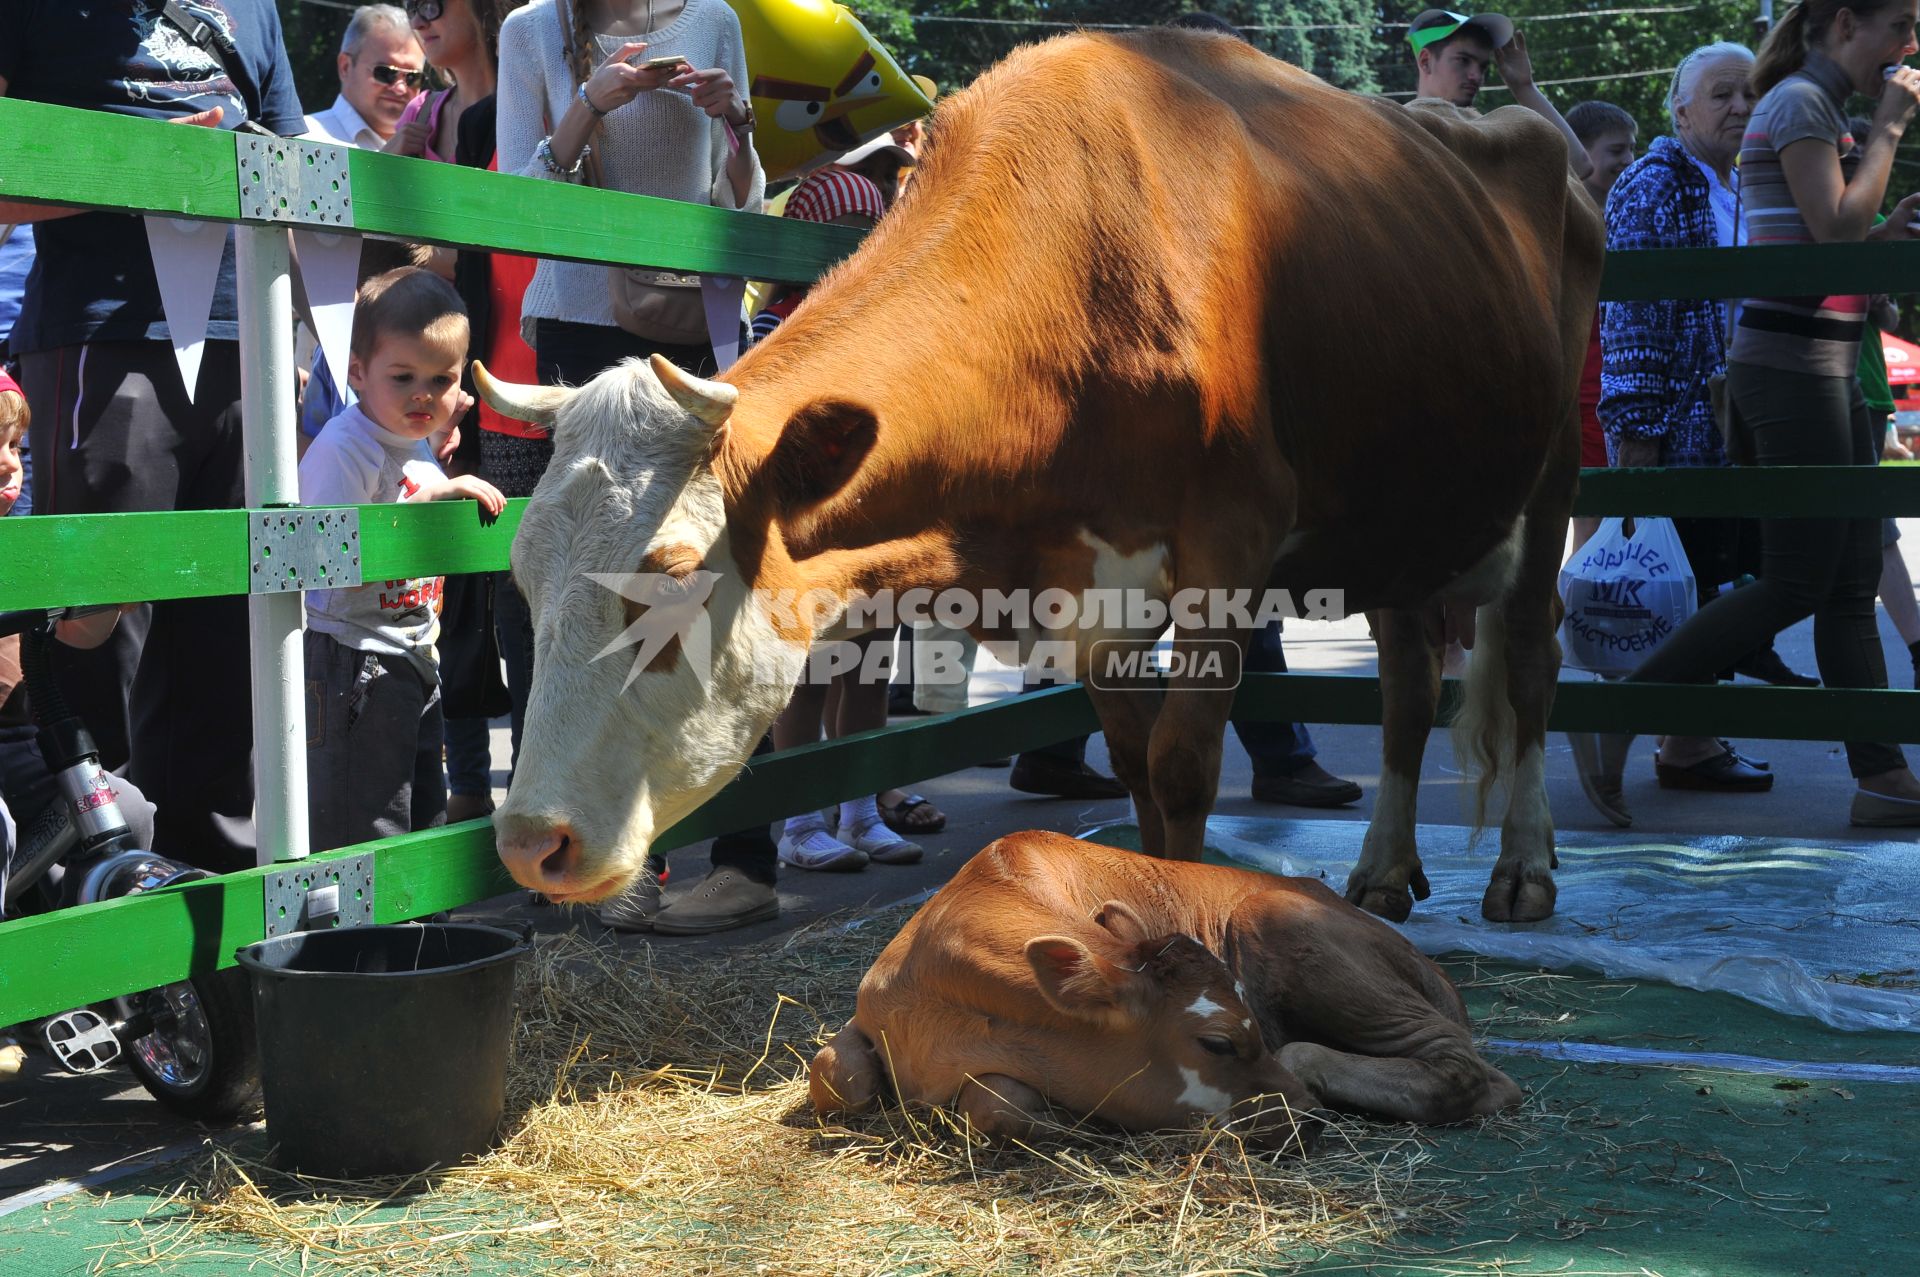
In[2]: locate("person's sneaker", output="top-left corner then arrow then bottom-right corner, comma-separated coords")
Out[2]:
593,866 -> 666,932
842,816 -> 923,865
652,867 -> 780,935
778,821 -> 869,872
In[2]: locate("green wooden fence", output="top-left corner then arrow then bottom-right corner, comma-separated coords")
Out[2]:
1,98 -> 1917,1026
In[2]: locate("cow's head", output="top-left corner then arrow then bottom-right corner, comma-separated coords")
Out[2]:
1026,901 -> 1321,1152
475,357 -> 810,904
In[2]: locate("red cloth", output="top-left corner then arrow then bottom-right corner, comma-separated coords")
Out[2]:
0,367 -> 20,398
476,152 -> 543,439
1577,311 -> 1607,468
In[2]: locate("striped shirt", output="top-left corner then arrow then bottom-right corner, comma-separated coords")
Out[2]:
1730,49 -> 1864,378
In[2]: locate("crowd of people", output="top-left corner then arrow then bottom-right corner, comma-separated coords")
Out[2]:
3,3 -> 1919,939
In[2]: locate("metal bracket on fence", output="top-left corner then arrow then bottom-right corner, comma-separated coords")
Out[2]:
248,508 -> 362,593
236,135 -> 352,226
264,854 -> 375,937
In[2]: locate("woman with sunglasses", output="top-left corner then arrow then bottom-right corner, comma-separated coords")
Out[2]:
388,1 -> 516,163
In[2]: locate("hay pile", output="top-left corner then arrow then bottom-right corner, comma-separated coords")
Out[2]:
94,910 -> 1549,1277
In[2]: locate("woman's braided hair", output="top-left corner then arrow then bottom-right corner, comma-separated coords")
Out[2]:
566,0 -> 597,89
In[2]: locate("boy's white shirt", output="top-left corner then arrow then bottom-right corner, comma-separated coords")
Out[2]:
298,403 -> 446,683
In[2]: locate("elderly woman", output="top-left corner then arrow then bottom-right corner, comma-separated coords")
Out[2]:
1579,43 -> 1778,820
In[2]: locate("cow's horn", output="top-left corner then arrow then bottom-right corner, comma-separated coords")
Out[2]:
471,360 -> 573,426
650,354 -> 738,427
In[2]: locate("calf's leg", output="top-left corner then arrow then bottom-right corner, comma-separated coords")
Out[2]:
1279,1038 -> 1522,1123
809,1020 -> 884,1117
953,1073 -> 1047,1141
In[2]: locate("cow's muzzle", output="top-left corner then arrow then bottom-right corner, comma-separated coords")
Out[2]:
493,812 -> 624,902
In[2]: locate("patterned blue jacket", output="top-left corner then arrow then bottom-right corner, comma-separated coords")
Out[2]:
1599,135 -> 1729,468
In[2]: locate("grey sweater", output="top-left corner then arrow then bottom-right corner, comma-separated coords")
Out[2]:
496,0 -> 765,330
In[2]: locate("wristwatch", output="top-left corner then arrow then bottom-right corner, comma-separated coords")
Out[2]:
730,99 -> 756,133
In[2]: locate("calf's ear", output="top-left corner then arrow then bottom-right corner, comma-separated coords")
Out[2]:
1092,899 -> 1151,945
1025,935 -> 1140,1024
764,398 -> 879,516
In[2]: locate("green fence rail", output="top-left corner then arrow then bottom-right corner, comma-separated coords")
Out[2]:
4,97 -> 1920,1031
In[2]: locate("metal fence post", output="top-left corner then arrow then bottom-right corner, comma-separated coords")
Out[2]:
235,224 -> 310,865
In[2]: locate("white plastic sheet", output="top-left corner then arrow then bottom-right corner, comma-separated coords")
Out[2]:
1089,816 -> 1920,1034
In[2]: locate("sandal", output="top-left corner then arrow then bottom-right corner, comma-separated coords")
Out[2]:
879,791 -> 947,835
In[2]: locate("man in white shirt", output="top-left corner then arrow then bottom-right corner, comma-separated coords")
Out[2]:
302,5 -> 425,148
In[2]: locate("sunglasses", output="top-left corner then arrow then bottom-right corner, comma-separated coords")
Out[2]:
368,63 -> 427,89
405,0 -> 445,22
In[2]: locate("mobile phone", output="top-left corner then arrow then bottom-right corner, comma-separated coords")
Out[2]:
639,54 -> 689,71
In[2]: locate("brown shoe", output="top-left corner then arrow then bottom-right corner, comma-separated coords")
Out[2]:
1009,756 -> 1127,800
652,867 -> 780,935
1251,763 -> 1361,808
594,871 -> 664,932
1654,748 -> 1773,792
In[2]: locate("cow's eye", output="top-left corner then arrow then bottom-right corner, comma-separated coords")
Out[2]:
1197,1034 -> 1235,1057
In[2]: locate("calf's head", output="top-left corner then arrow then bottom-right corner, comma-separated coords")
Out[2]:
475,358 -> 810,903
1026,901 -> 1321,1152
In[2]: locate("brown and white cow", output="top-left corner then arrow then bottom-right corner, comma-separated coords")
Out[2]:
809,831 -> 1521,1146
477,30 -> 1603,921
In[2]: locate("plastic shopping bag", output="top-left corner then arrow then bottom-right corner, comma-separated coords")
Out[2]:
1558,516 -> 1696,676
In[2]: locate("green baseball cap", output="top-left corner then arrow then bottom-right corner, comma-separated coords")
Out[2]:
1407,10 -> 1514,54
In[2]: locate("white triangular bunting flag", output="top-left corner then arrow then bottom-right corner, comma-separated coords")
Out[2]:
292,230 -> 362,396
143,216 -> 228,402
702,275 -> 747,371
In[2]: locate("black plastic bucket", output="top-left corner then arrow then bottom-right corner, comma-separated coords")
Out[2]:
234,922 -> 530,1178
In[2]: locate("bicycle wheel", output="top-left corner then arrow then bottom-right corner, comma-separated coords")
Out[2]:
118,966 -> 261,1121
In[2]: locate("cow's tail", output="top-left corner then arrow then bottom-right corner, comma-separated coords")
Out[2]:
1451,602 -> 1514,845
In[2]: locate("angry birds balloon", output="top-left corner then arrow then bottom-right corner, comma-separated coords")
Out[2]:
726,0 -> 933,181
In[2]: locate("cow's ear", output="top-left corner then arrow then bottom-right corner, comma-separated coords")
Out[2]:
764,398 -> 879,515
1025,935 -> 1139,1023
1092,900 -> 1151,945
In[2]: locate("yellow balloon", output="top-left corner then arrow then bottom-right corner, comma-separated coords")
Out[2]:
725,0 -> 932,181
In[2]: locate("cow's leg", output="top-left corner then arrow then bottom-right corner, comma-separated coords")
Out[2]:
1481,505 -> 1571,923
952,1073 -> 1047,1141
809,1020 -> 885,1117
1279,1039 -> 1523,1124
1145,632 -> 1241,861
1083,645 -> 1166,853
1345,607 -> 1438,921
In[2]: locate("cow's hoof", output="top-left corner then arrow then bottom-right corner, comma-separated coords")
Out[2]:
1480,867 -> 1555,923
1343,862 -> 1429,923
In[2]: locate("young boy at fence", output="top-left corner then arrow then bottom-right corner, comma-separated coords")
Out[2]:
299,268 -> 504,852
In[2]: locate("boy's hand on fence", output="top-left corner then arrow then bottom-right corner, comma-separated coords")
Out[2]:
442,474 -> 506,520
169,107 -> 224,129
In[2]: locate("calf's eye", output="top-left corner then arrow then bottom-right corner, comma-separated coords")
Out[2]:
1197,1034 -> 1235,1057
